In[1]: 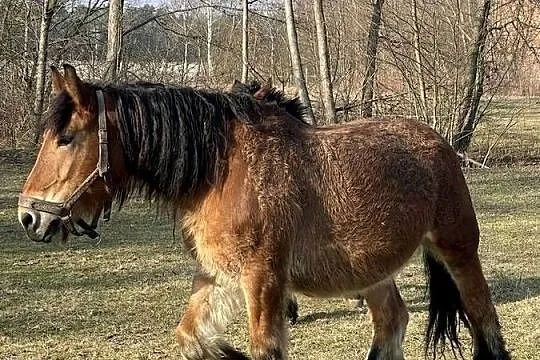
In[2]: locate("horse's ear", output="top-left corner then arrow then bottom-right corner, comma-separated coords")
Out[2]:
253,78 -> 273,100
63,64 -> 87,107
263,78 -> 273,88
50,66 -> 65,95
230,79 -> 242,91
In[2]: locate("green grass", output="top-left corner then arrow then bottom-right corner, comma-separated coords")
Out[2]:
0,152 -> 539,359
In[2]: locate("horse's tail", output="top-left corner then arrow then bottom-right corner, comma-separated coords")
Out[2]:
423,248 -> 470,358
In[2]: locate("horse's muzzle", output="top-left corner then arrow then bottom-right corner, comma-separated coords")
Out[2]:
19,208 -> 66,243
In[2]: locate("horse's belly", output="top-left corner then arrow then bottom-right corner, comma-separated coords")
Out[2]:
289,229 -> 421,297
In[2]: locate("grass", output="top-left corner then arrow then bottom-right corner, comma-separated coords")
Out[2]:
469,97 -> 540,165
0,151 -> 539,359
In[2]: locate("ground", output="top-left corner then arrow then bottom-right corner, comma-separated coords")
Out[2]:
0,147 -> 538,359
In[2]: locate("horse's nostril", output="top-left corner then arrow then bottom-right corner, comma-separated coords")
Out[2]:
21,212 -> 34,230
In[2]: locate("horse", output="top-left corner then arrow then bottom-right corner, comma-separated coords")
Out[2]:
229,79 -> 366,323
18,64 -> 510,360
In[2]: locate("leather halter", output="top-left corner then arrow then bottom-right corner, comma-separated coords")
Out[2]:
18,90 -> 112,239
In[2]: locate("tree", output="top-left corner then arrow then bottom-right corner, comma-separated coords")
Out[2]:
241,0 -> 249,82
453,0 -> 491,153
207,1 -> 214,78
313,0 -> 336,123
411,0 -> 427,123
360,0 -> 384,118
105,0 -> 124,81
33,0 -> 59,144
284,0 -> 314,124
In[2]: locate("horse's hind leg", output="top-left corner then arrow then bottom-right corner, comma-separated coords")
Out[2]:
363,279 -> 408,360
176,271 -> 247,360
426,227 -> 510,359
285,292 -> 299,325
348,293 -> 365,310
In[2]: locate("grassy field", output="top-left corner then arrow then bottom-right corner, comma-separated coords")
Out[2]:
0,150 -> 539,359
469,97 -> 540,165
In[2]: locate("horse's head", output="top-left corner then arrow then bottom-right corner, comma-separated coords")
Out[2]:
18,65 -> 114,242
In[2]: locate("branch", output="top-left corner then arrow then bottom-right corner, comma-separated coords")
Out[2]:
456,152 -> 489,168
335,89 -> 420,113
123,6 -> 208,37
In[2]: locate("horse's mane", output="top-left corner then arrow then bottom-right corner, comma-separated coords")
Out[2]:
102,83 -> 265,205
231,80 -> 310,125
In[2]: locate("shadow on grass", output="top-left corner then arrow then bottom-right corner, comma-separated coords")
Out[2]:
489,274 -> 540,304
295,309 -> 362,325
295,274 -> 540,324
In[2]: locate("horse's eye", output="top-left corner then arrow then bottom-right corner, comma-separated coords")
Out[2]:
57,134 -> 75,147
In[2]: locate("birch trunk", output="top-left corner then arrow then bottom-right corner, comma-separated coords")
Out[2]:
23,0 -> 31,86
412,0 -> 427,122
360,0 -> 384,118
313,0 -> 336,123
284,0 -> 315,124
241,0 -> 249,82
207,3 -> 213,78
453,0 -> 491,153
105,0 -> 123,81
32,0 -> 58,144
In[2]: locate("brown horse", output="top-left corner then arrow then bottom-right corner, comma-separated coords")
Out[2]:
18,65 -> 510,360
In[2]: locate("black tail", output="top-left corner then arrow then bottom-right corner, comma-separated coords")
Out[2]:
424,249 -> 470,359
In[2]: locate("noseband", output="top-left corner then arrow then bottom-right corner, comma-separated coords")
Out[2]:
18,90 -> 112,239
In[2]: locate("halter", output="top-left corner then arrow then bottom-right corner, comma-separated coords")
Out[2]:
18,90 -> 112,239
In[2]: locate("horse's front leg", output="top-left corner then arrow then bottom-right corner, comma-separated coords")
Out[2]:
241,264 -> 288,360
176,271 -> 247,360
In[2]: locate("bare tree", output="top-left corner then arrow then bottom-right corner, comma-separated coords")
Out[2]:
411,0 -> 427,122
241,0 -> 249,82
454,0 -> 491,153
105,0 -> 124,81
207,2 -> 214,78
33,0 -> 59,144
313,0 -> 336,123
360,0 -> 384,118
284,0 -> 314,123
0,0 -> 14,56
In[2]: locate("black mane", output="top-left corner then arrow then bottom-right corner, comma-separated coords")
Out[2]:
231,80 -> 310,125
101,83 -> 264,204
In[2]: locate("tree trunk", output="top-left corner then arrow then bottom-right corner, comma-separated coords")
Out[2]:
105,0 -> 124,81
453,0 -> 491,153
206,2 -> 213,78
284,0 -> 315,124
313,0 -> 336,123
270,29 -> 275,82
412,0 -> 427,123
360,0 -> 384,118
0,0 -> 13,56
23,0 -> 31,86
182,10 -> 189,83
241,0 -> 249,82
32,0 -> 58,145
